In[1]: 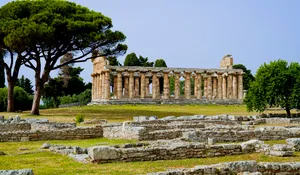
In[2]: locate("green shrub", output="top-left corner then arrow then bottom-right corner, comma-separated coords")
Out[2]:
75,114 -> 84,123
0,86 -> 32,112
59,89 -> 91,105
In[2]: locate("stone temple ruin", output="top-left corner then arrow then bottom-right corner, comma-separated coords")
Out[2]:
91,55 -> 245,104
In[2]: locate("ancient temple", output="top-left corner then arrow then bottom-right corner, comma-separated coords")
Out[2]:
91,55 -> 244,104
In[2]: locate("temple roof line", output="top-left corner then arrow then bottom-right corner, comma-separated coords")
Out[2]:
104,65 -> 243,73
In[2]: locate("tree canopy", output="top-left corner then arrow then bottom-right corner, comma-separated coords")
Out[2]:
154,59 -> 167,67
232,64 -> 255,90
0,0 -> 127,114
16,75 -> 34,95
245,59 -> 300,117
123,52 -> 154,67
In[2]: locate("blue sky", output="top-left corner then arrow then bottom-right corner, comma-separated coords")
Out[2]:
1,0 -> 300,83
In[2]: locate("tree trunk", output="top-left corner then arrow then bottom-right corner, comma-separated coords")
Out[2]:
7,81 -> 14,112
31,82 -> 42,115
286,105 -> 291,118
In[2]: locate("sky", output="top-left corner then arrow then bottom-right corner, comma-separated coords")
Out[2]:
1,0 -> 300,84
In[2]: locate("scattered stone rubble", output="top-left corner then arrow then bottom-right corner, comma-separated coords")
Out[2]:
147,161 -> 300,175
0,169 -> 34,175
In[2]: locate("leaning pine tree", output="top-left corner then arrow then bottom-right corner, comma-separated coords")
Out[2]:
0,0 -> 127,115
245,59 -> 300,117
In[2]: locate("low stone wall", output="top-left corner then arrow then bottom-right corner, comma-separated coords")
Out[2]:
183,127 -> 300,143
0,169 -> 34,175
88,140 -> 250,163
102,124 -> 143,140
265,118 -> 300,124
31,122 -> 76,131
261,113 -> 300,118
0,126 -> 103,142
147,161 -> 300,175
0,123 -> 31,132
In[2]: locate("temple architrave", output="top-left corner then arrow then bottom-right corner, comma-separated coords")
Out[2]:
90,54 -> 244,104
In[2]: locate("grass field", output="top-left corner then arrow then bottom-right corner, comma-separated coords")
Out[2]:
0,104 -> 258,123
0,138 -> 297,175
0,105 -> 296,175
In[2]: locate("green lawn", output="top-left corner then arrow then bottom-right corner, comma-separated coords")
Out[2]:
0,104 -> 258,123
0,138 -> 300,175
0,105 -> 296,175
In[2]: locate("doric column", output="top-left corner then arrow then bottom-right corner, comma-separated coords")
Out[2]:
134,75 -> 140,97
97,74 -> 101,100
217,72 -> 223,100
238,72 -> 244,99
193,74 -> 198,97
203,76 -> 207,98
196,72 -> 202,99
101,72 -> 105,99
104,70 -> 110,100
232,73 -> 238,99
124,74 -> 129,98
213,74 -> 217,99
145,76 -> 150,96
184,72 -> 191,99
163,71 -> 170,99
207,73 -> 212,100
140,72 -> 146,99
152,72 -> 158,99
222,73 -> 227,99
113,74 -> 117,96
129,71 -> 134,99
117,71 -> 123,99
156,73 -> 161,99
174,72 -> 180,99
92,75 -> 96,101
227,72 -> 233,99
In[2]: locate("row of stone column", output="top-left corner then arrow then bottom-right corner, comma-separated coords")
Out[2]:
92,71 -> 243,101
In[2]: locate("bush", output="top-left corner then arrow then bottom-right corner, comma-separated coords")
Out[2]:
75,114 -> 84,124
59,89 -> 91,105
0,86 -> 33,112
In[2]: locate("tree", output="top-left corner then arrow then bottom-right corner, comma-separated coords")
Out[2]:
139,56 -> 153,67
0,0 -> 127,115
232,64 -> 255,90
245,59 -> 300,117
16,75 -> 34,95
108,56 -> 121,66
124,53 -> 140,66
154,59 -> 167,67
0,50 -> 5,88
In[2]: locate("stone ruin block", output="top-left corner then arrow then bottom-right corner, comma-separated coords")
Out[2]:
0,169 -> 34,175
268,144 -> 294,157
0,116 -> 4,123
286,138 -> 300,151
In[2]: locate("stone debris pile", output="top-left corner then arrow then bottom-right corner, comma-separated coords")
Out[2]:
0,169 -> 34,175
147,161 -> 300,175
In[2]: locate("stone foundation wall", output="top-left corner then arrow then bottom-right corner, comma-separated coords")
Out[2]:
183,127 -> 300,143
0,126 -> 103,142
88,141 -> 244,163
0,123 -> 31,132
265,118 -> 300,124
31,122 -> 76,131
148,161 -> 300,175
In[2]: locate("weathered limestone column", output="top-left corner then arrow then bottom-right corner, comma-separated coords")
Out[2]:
222,73 -> 227,99
193,74 -> 198,97
116,71 -> 123,99
134,75 -> 140,97
174,72 -> 180,99
163,71 -> 170,99
104,70 -> 110,100
196,72 -> 202,99
101,72 -> 105,99
92,75 -> 95,101
140,72 -> 146,99
227,72 -> 233,99
124,74 -> 129,98
152,72 -> 158,99
156,73 -> 161,99
212,74 -> 217,99
184,72 -> 191,99
129,71 -> 134,99
232,73 -> 238,99
207,73 -> 212,100
97,74 -> 101,100
217,72 -> 223,100
203,75 -> 207,98
145,76 -> 150,96
113,74 -> 117,96
238,72 -> 244,99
